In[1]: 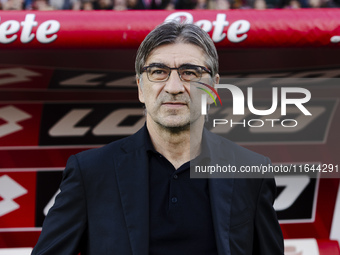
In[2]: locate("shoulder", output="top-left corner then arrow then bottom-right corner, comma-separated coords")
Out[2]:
204,129 -> 270,165
70,126 -> 146,170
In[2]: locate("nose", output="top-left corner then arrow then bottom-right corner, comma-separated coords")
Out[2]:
164,70 -> 185,95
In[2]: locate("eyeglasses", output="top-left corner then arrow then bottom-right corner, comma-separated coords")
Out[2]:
141,63 -> 212,83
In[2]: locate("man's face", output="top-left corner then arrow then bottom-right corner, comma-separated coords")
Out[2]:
137,43 -> 214,130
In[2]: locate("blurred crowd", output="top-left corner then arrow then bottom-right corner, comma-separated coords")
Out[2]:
1,0 -> 339,12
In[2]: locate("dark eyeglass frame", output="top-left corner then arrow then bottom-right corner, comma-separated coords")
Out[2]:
141,63 -> 212,83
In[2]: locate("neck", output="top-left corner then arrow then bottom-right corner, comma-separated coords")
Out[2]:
146,118 -> 204,169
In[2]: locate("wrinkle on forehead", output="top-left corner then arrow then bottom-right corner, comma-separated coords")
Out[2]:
145,43 -> 207,68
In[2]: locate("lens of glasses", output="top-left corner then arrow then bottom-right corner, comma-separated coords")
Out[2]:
178,66 -> 202,82
147,66 -> 170,81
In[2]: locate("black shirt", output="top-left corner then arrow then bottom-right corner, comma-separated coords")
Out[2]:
146,130 -> 218,255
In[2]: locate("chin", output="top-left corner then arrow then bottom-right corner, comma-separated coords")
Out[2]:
157,120 -> 191,133
164,125 -> 190,133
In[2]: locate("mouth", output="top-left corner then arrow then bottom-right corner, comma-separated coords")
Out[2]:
162,102 -> 187,108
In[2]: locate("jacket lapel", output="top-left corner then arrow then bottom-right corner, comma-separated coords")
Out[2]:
114,128 -> 149,255
204,130 -> 235,255
209,178 -> 234,255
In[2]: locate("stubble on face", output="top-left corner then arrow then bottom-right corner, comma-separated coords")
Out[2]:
140,81 -> 195,133
137,43 -> 209,134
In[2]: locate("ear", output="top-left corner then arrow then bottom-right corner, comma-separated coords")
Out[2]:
136,75 -> 145,103
206,73 -> 220,105
214,73 -> 220,85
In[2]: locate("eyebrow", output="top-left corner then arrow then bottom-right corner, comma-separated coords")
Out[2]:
147,62 -> 168,68
147,62 -> 204,68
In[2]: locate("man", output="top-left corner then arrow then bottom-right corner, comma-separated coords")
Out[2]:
32,21 -> 284,255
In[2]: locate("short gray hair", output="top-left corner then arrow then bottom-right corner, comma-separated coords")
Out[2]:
135,22 -> 219,78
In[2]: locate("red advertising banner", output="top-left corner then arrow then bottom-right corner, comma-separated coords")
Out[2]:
0,10 -> 339,49
0,10 -> 340,73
